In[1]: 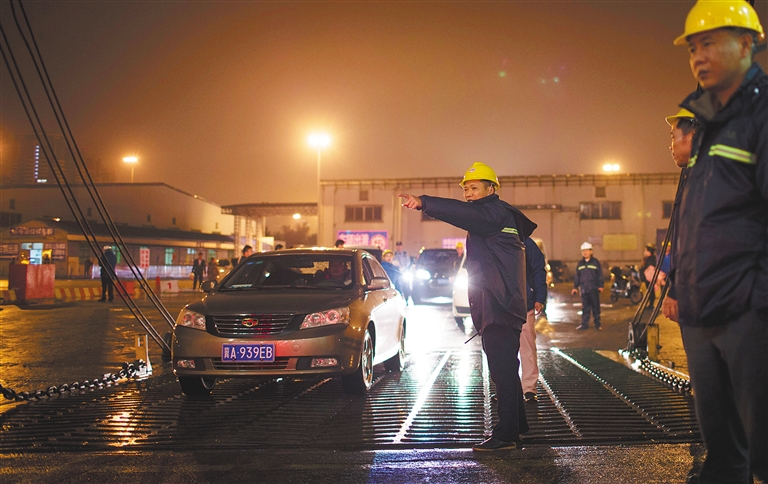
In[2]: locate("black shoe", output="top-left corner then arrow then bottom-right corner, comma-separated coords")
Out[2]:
523,391 -> 538,402
472,438 -> 517,451
595,326 -> 602,330
108,299 -> 114,302
577,326 -> 589,330
98,298 -> 106,302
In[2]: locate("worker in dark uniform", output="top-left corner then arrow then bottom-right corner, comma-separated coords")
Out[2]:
571,242 -> 604,330
400,162 -> 536,451
98,245 -> 118,302
669,2 -> 767,482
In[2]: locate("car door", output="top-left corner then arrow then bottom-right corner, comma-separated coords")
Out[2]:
362,255 -> 401,358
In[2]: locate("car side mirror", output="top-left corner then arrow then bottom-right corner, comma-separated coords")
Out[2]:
201,280 -> 218,293
367,277 -> 390,290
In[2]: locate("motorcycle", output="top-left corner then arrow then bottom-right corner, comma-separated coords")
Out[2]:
609,265 -> 643,304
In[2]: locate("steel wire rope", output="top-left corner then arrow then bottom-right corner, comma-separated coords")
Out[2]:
627,168 -> 686,350
11,0 -> 175,332
0,5 -> 168,350
0,21 -> 164,351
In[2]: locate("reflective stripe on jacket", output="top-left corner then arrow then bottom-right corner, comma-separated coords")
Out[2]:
676,62 -> 768,326
421,194 -> 536,331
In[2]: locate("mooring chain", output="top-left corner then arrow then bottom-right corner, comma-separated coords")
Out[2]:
0,360 -> 147,402
620,349 -> 692,394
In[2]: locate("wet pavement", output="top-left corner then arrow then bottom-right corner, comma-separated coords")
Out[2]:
0,282 -> 706,483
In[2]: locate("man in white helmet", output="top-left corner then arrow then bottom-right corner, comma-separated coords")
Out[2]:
571,242 -> 604,330
400,162 -> 537,451
672,1 -> 767,481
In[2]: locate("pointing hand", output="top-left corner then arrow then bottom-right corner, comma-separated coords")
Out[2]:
399,194 -> 423,210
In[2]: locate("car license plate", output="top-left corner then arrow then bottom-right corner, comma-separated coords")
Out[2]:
222,344 -> 275,362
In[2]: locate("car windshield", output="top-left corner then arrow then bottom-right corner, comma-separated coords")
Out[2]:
417,250 -> 460,269
220,254 -> 355,291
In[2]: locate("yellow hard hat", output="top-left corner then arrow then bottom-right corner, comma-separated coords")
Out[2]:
456,241 -> 464,248
460,162 -> 500,188
665,108 -> 696,126
674,0 -> 765,46
383,249 -> 393,256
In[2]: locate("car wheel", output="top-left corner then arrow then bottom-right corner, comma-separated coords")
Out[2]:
630,288 -> 643,305
384,322 -> 406,372
342,328 -> 374,394
609,292 -> 619,304
179,376 -> 216,396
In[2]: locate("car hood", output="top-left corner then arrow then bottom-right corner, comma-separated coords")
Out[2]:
187,289 -> 362,316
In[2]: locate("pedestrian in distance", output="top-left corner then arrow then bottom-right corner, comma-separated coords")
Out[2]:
571,242 -> 604,330
400,161 -> 536,452
393,241 -> 411,270
521,237 -> 547,403
335,239 -> 345,248
191,252 -> 206,290
381,250 -> 403,293
667,2 -> 767,481
98,245 -> 117,302
206,257 -> 219,283
640,243 -> 657,307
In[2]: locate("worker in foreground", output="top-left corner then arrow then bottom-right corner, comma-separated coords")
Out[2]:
399,162 -> 536,451
670,1 -> 767,481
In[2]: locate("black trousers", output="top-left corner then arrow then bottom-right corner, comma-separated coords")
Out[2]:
193,272 -> 204,289
100,277 -> 114,301
482,324 -> 528,441
580,289 -> 601,328
681,309 -> 767,483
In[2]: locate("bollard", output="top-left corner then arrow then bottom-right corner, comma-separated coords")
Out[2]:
647,323 -> 661,361
134,334 -> 153,379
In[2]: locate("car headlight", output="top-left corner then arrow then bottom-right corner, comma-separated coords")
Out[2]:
175,308 -> 206,331
415,269 -> 431,280
300,306 -> 350,329
454,269 -> 468,289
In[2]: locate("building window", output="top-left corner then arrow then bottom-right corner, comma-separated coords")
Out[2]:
662,201 -> 674,219
9,199 -> 15,209
172,217 -> 176,225
215,222 -> 219,229
0,212 -> 22,227
595,186 -> 606,198
580,201 -> 622,220
165,248 -> 174,265
345,205 -> 382,222
359,190 -> 369,201
147,214 -> 152,223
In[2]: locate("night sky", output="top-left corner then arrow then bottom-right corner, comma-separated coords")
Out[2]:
1,1 -> 766,205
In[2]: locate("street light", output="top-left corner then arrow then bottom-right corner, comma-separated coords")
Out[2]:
123,156 -> 138,183
602,163 -> 620,173
308,133 -> 331,246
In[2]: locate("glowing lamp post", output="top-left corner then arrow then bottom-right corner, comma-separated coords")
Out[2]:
308,133 -> 331,246
602,163 -> 620,173
123,156 -> 138,183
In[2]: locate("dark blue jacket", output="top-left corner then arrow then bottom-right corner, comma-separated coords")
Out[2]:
100,249 -> 117,280
381,260 -> 402,288
421,193 -> 536,331
525,238 -> 547,312
573,257 -> 604,293
675,62 -> 768,326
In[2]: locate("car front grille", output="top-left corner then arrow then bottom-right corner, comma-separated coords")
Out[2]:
210,357 -> 291,370
212,314 -> 295,336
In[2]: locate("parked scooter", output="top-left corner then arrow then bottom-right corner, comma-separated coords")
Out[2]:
609,265 -> 643,304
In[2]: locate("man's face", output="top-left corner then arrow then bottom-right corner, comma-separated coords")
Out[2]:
670,124 -> 694,168
581,249 -> 592,259
687,29 -> 751,95
463,180 -> 494,201
383,252 -> 394,262
329,259 -> 346,277
243,248 -> 253,258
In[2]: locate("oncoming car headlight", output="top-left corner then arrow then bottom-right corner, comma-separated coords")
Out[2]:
454,269 -> 468,289
300,307 -> 350,329
176,308 -> 206,331
415,269 -> 431,280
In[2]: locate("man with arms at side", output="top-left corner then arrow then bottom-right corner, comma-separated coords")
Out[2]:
671,2 -> 767,481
